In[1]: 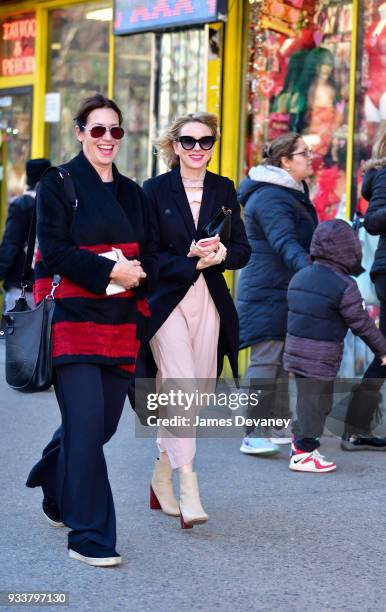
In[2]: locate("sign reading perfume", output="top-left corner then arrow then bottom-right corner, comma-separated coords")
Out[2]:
114,0 -> 227,35
1,14 -> 36,77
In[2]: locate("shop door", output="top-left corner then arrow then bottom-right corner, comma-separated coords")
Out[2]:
0,86 -> 33,206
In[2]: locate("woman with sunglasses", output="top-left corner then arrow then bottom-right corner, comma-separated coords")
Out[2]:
140,112 -> 250,528
26,94 -> 157,566
237,132 -> 318,456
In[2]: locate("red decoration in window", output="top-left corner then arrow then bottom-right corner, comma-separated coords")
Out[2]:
0,16 -> 36,76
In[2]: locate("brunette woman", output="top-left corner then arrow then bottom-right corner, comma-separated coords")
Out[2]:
26,94 -> 156,566
237,132 -> 318,455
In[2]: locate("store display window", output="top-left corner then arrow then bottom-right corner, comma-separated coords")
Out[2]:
352,0 -> 386,216
114,27 -> 207,181
245,0 -> 352,220
154,28 -> 207,174
114,33 -> 153,183
0,87 -> 32,201
47,3 -> 110,164
156,28 -> 207,157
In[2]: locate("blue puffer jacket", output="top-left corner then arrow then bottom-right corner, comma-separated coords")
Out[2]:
236,165 -> 318,349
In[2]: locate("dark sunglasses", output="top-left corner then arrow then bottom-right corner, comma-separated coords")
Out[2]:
175,136 -> 216,151
82,125 -> 125,140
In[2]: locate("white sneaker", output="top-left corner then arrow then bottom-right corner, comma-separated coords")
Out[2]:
289,449 -> 336,473
68,542 -> 122,567
240,436 -> 280,455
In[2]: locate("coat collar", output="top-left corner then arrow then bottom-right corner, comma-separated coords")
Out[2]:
169,165 -> 218,240
66,150 -> 128,205
67,150 -> 120,187
65,150 -> 136,240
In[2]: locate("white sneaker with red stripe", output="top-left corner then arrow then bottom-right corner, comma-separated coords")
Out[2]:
289,448 -> 336,473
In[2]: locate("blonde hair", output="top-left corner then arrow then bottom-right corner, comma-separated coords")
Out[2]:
154,112 -> 220,169
364,122 -> 386,172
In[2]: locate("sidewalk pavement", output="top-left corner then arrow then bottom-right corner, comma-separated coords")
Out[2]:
1,343 -> 386,612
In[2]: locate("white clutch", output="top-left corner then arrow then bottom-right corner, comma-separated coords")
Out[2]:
99,250 -> 126,295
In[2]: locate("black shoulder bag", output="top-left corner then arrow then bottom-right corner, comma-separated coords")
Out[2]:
2,167 -> 77,392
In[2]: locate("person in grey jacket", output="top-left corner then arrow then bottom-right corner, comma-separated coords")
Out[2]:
284,219 -> 386,473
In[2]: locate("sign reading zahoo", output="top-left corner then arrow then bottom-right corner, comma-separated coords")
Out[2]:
114,0 -> 227,35
0,14 -> 36,77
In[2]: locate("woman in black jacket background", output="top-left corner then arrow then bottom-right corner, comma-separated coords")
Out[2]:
236,133 -> 318,455
0,158 -> 51,311
342,125 -> 386,451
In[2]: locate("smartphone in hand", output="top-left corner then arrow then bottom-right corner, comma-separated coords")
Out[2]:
196,236 -> 219,248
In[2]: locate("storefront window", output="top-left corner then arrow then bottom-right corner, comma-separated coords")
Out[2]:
114,33 -> 153,183
352,0 -> 386,215
47,3 -> 110,164
245,0 -> 352,220
0,87 -> 32,201
114,27 -> 207,181
156,29 -> 207,174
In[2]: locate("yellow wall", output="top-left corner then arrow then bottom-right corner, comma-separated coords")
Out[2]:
0,0 -> 112,160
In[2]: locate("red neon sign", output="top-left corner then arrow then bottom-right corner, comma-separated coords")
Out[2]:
0,14 -> 36,77
3,18 -> 36,41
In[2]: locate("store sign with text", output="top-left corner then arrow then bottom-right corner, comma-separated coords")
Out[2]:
0,13 -> 36,77
114,0 -> 227,35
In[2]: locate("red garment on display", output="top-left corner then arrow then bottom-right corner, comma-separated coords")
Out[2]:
267,111 -> 290,140
365,20 -> 386,108
308,106 -> 341,156
313,165 -> 341,221
272,29 -> 315,97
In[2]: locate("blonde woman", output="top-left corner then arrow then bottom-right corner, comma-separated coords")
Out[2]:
141,112 -> 250,528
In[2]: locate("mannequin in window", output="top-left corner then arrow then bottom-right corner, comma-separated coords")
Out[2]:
298,47 -> 343,158
364,1 -> 386,144
270,49 -> 310,133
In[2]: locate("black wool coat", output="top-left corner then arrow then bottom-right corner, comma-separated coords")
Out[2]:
139,166 -> 251,379
236,176 -> 318,348
34,151 -> 157,373
362,166 -> 386,279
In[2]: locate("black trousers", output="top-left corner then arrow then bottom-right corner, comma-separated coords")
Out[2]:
292,375 -> 334,452
344,274 -> 386,435
26,364 -> 129,550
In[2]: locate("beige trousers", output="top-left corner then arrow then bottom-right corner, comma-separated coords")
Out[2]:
150,274 -> 220,468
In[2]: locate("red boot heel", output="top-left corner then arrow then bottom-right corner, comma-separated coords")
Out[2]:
180,513 -> 193,529
150,485 -> 162,510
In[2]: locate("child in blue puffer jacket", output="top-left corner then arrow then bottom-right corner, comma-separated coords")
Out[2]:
284,219 -> 386,473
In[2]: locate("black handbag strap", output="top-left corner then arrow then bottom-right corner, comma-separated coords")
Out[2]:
21,166 -> 78,289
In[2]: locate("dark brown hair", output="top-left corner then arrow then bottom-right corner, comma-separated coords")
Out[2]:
74,94 -> 123,130
263,132 -> 301,167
